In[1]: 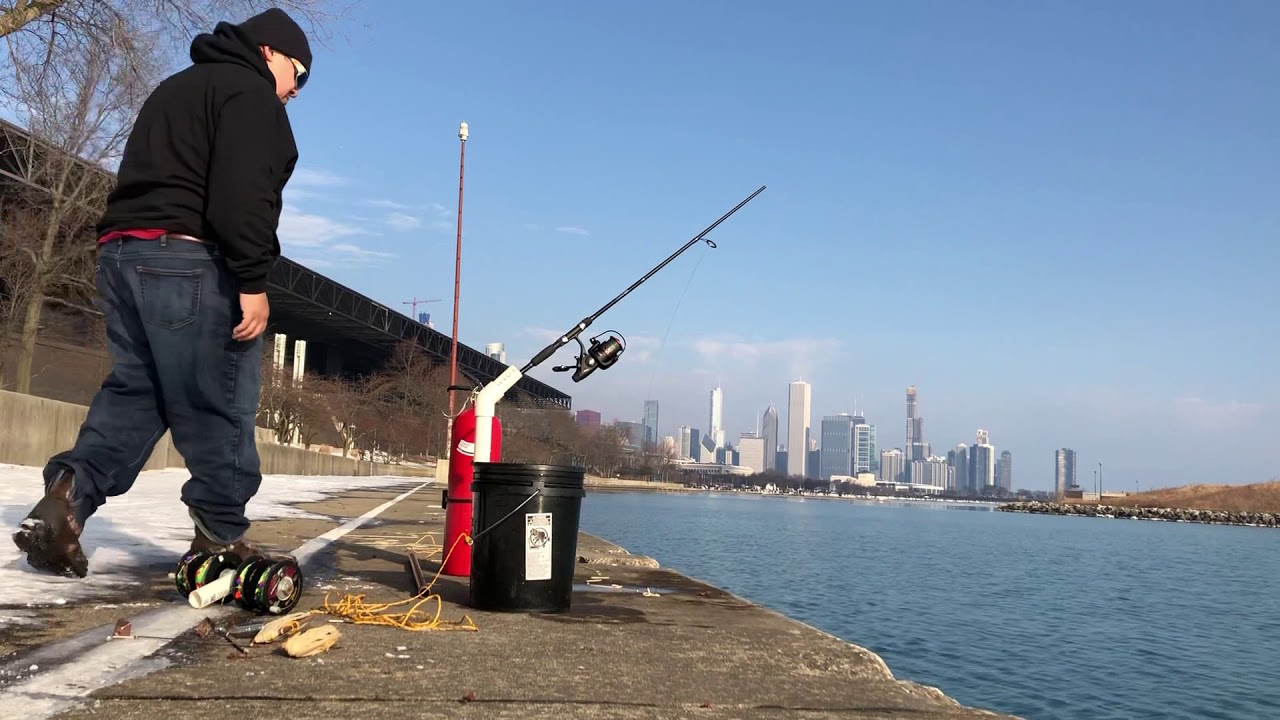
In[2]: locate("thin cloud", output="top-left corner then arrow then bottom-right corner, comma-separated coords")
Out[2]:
1170,396 -> 1264,431
283,187 -> 314,202
385,212 -> 422,231
693,335 -> 843,364
692,334 -> 844,382
290,167 -> 347,187
330,243 -> 394,259
277,205 -> 391,265
556,226 -> 590,236
278,206 -> 366,248
368,198 -> 410,210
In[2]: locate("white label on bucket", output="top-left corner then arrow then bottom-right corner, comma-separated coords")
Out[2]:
456,439 -> 475,457
525,513 -> 553,582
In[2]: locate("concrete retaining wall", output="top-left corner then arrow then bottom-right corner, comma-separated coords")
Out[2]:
0,390 -> 432,477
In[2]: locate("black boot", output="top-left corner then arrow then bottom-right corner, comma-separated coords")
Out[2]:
13,470 -> 90,578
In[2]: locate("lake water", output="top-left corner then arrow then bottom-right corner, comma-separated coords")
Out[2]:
578,491 -> 1280,719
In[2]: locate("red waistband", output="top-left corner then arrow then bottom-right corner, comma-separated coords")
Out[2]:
98,229 -> 169,244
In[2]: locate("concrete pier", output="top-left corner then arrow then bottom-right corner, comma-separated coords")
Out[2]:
1,482 -> 1017,719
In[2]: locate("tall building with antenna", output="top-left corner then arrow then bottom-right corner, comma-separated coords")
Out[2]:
905,386 -> 930,480
709,385 -> 724,449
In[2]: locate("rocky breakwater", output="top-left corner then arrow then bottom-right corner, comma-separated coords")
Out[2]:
998,501 -> 1280,529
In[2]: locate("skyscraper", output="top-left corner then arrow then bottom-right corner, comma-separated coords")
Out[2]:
879,448 -> 904,483
948,444 -> 969,494
819,414 -> 855,480
484,342 -> 505,364
762,405 -> 778,474
853,422 -> 877,473
787,381 -> 811,477
906,386 -> 918,453
905,386 -> 930,474
1055,448 -> 1077,498
998,450 -> 1013,493
643,400 -> 659,447
709,386 -> 724,449
968,429 -> 995,494
678,426 -> 693,459
738,433 -> 765,473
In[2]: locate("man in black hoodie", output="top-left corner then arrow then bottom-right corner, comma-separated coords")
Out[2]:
12,8 -> 312,578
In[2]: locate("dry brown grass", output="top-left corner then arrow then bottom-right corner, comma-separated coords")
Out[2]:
1072,482 -> 1280,515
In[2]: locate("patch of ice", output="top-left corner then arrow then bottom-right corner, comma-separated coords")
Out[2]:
0,463 -> 425,606
0,609 -> 43,626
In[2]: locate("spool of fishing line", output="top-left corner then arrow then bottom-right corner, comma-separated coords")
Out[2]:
174,550 -> 304,616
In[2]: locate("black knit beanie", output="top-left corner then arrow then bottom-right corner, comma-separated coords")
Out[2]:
237,8 -> 312,72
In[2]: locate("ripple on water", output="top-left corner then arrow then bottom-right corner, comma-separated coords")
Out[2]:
580,492 -> 1280,720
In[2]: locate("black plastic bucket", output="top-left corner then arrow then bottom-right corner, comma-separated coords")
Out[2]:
468,462 -> 586,613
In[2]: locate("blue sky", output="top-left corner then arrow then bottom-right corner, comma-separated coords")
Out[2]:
267,0 -> 1278,491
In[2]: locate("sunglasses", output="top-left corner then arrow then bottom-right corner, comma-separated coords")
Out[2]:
290,56 -> 309,90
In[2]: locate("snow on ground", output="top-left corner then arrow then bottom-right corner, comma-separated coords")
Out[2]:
0,464 -> 428,608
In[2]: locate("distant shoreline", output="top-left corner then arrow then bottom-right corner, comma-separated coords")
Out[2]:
998,501 -> 1280,529
585,483 -> 1010,508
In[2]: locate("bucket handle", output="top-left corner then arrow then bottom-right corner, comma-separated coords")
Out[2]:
469,489 -> 542,545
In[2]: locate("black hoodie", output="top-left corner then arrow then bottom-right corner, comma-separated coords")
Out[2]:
98,20 -> 299,294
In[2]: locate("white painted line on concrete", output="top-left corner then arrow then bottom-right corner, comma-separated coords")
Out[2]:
0,480 -> 431,720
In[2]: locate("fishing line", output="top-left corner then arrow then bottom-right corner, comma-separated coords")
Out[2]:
646,242 -> 713,402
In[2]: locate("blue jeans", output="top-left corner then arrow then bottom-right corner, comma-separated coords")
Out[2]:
45,235 -> 264,544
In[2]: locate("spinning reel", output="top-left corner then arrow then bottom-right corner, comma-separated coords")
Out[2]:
551,332 -> 625,382
175,549 -> 304,616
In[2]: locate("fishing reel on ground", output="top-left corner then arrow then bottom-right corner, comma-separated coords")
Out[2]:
175,549 -> 304,616
552,331 -> 625,383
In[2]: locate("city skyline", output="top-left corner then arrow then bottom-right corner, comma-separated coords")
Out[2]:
583,382 -> 1074,493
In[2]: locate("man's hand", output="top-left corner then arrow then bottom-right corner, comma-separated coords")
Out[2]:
234,291 -> 270,341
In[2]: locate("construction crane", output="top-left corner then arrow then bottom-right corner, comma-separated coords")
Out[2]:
402,297 -> 442,319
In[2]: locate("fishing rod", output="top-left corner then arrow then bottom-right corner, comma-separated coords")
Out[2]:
522,184 -> 767,381
465,184 -> 766,466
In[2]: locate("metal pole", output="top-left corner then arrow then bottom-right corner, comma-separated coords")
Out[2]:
444,122 -> 468,461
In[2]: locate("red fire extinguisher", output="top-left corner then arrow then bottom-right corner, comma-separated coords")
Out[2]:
441,405 -> 502,577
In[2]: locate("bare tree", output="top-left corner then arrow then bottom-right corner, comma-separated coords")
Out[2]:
316,373 -> 381,458
363,344 -> 460,458
0,1 -> 354,48
581,424 -> 625,478
1,15 -> 162,393
294,377 -> 336,448
0,203 -> 41,387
